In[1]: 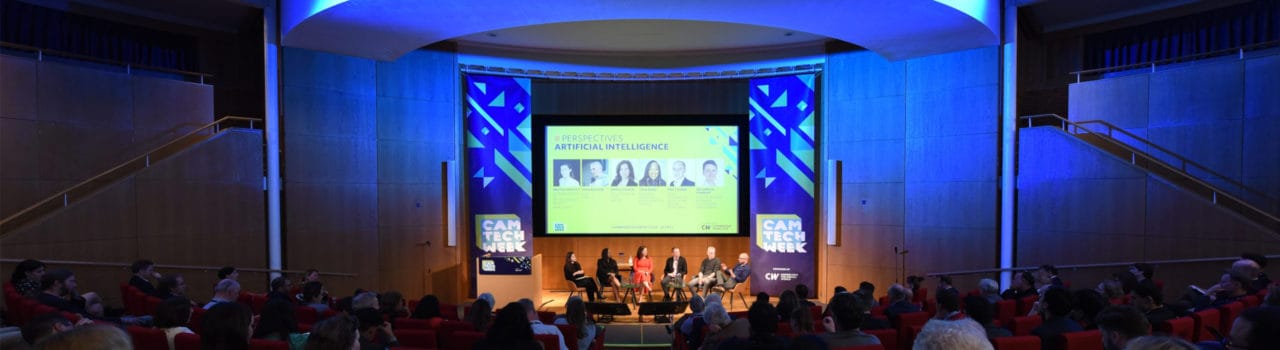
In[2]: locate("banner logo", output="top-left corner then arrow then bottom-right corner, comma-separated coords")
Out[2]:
756,214 -> 807,253
475,214 -> 528,253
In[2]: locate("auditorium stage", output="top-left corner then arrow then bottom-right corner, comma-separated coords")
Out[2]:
531,289 -> 752,348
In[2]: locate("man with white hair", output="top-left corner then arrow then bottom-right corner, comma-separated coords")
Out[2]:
688,246 -> 721,296
203,279 -> 241,309
978,279 -> 1001,305
352,291 -> 379,311
912,318 -> 993,350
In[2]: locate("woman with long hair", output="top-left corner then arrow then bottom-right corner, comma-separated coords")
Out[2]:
154,296 -> 194,350
597,248 -> 621,301
632,246 -> 654,300
9,259 -> 45,297
253,298 -> 299,341
411,295 -> 444,329
553,296 -> 597,350
201,302 -> 253,350
303,315 -> 359,350
474,302 -> 540,350
638,160 -> 666,186
464,299 -> 493,332
564,251 -> 600,302
610,160 -> 637,186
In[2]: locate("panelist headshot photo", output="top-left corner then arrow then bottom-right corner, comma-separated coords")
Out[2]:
585,159 -> 609,187
668,160 -> 695,187
555,160 -> 580,187
638,160 -> 667,186
611,160 -> 638,187
702,159 -> 719,187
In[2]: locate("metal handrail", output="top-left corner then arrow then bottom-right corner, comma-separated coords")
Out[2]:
0,116 -> 263,235
926,254 -> 1280,277
1069,40 -> 1280,82
0,258 -> 356,278
1020,113 -> 1280,231
0,41 -> 213,83
1068,119 -> 1276,205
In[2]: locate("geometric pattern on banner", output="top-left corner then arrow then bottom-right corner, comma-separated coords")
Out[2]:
465,74 -> 533,258
748,74 -> 817,296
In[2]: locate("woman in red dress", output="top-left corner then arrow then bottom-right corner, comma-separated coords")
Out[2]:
632,246 -> 653,300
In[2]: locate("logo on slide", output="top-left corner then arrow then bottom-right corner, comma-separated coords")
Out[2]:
553,223 -> 566,232
475,214 -> 528,254
756,214 -> 807,253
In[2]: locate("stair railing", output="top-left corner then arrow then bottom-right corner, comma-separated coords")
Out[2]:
0,116 -> 264,236
1020,113 -> 1279,232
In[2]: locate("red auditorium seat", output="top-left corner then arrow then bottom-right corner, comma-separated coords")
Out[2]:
591,326 -> 606,350
996,299 -> 1018,326
395,318 -> 432,330
394,329 -> 438,349
864,328 -> 898,350
442,330 -> 484,350
894,311 -> 930,349
1017,295 -> 1038,315
119,283 -> 138,315
879,296 -> 890,306
1057,329 -> 1102,350
992,335 -> 1041,350
912,288 -> 928,304
174,333 -> 201,350
1190,308 -> 1220,342
922,299 -> 937,315
1241,295 -> 1261,308
189,307 -> 206,334
535,333 -> 560,350
1159,317 -> 1195,342
871,304 -> 889,317
833,345 -> 885,350
127,325 -> 169,350
433,320 -> 475,341
1218,301 -> 1245,336
250,294 -> 268,314
249,338 -> 290,350
439,303 -> 460,320
672,325 -> 688,350
538,310 -> 557,324
1009,315 -> 1043,336
556,324 -> 581,350
295,306 -> 319,325
776,322 -> 794,337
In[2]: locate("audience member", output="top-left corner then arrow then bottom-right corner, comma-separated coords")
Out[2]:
303,314 -> 358,350
205,279 -> 241,309
130,259 -> 161,297
1098,279 -> 1126,300
552,296 -> 597,350
254,298 -> 299,341
379,291 -> 408,323
1112,270 -> 1139,295
1130,263 -> 1157,292
1002,271 -> 1037,300
411,294 -> 442,321
1035,265 -> 1064,292
1072,289 -> 1109,329
978,279 -> 1002,305
777,290 -> 800,322
1240,253 -> 1271,292
1221,306 -> 1280,350
351,292 -> 378,311
912,319 -> 993,350
155,296 -> 195,350
464,299 -> 493,332
833,286 -> 848,295
1129,284 -> 1177,327
267,276 -> 293,301
216,267 -> 239,281
934,290 -> 964,320
33,324 -> 132,350
796,284 -> 816,307
720,301 -> 788,350
820,293 -> 878,347
964,295 -> 1011,338
853,291 -> 890,330
22,313 -> 78,346
676,294 -> 706,341
884,284 -> 922,322
906,276 -> 925,293
355,308 -> 399,349
201,302 -> 253,350
477,293 -> 496,310
155,274 -> 189,300
1231,258 -> 1266,294
519,298 -> 567,350
36,269 -> 86,316
1122,336 -> 1196,350
791,306 -> 815,335
936,276 -> 959,299
474,302 -> 540,350
857,282 -> 878,307
1193,272 -> 1250,310
1095,305 -> 1149,350
304,269 -> 322,284
702,302 -> 749,350
1031,287 -> 1082,350
11,259 -> 46,297
301,282 -> 329,313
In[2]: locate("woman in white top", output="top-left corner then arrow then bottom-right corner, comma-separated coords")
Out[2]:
154,297 -> 195,350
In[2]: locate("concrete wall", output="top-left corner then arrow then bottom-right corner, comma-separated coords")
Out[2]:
1068,53 -> 1280,216
281,46 -> 461,301
823,46 -> 1000,296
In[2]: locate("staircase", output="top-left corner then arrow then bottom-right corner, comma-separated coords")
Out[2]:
0,116 -> 264,236
1019,114 -> 1279,233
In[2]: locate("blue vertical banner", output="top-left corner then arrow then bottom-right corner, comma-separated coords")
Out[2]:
466,74 -> 534,260
748,74 -> 817,296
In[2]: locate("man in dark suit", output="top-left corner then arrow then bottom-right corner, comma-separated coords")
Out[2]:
662,247 -> 688,300
668,161 -> 696,187
852,290 -> 890,330
1031,287 -> 1082,350
883,284 -> 921,322
128,259 -> 160,296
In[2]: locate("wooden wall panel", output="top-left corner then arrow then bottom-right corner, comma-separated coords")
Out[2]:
531,236 -> 751,292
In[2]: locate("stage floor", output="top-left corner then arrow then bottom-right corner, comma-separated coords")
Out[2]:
532,289 -> 755,348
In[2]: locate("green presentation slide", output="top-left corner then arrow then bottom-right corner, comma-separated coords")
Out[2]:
545,125 -> 739,234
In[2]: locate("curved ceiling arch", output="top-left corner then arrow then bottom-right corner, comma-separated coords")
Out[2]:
281,0 -> 998,62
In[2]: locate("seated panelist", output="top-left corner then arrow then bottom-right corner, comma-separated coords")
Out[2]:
563,251 -> 599,302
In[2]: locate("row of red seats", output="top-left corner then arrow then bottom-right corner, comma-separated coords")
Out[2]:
5,282 -> 85,327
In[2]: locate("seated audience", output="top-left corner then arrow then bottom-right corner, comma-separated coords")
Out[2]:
857,282 -> 878,307
355,308 -> 399,349
912,319 -> 992,350
22,313 -> 81,346
217,266 -> 239,281
379,291 -> 409,323
1231,257 -> 1266,294
1072,289 -> 1108,329
154,297 -> 195,350
205,279 -> 241,309
155,274 -> 189,300
777,290 -> 799,322
1002,270 -> 1037,300
720,301 -> 788,350
934,290 -> 964,320
254,298 -> 299,341
10,259 -> 46,297
1094,305 -> 1149,350
201,302 -> 253,350
1123,336 -> 1196,350
1034,265 -> 1064,292
1097,279 -> 1126,300
1129,284 -> 1178,327
130,259 -> 161,297
552,296 -> 597,350
1190,272 -> 1250,310
906,276 -> 925,294
790,305 -> 815,335
676,294 -> 706,342
1112,270 -> 1139,295
474,302 -> 540,350
796,284 -> 816,307
1130,263 -> 1157,292
936,276 -> 959,299
477,293 -> 496,310
1031,287 -> 1082,350
1240,253 -> 1271,292
351,292 -> 379,312
303,314 -> 358,350
853,292 -> 890,330
963,295 -> 1011,338
819,293 -> 879,347
519,298 -> 567,350
36,269 -> 86,316
833,286 -> 848,295
464,299 -> 493,332
1219,306 -> 1280,350
883,283 -> 921,322
300,281 -> 329,313
267,276 -> 293,301
33,324 -> 132,350
410,295 -> 443,324
702,302 -> 749,350
978,278 -> 1002,305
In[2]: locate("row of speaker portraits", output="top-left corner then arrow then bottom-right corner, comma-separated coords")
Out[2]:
553,159 -> 724,187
